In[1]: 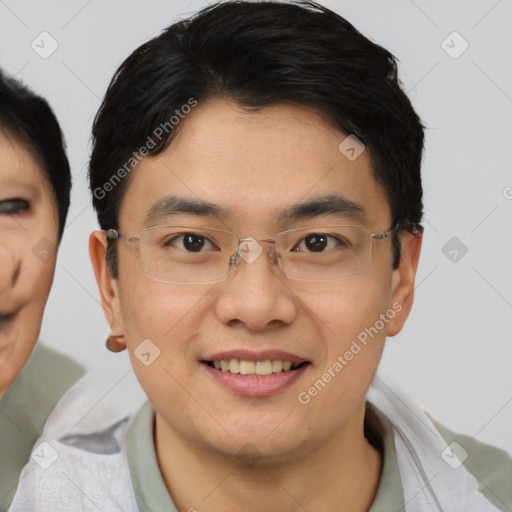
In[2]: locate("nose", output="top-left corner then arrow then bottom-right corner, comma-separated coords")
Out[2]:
214,239 -> 297,331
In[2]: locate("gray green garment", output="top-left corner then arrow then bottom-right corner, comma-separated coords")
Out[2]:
0,342 -> 85,511
127,401 -> 512,511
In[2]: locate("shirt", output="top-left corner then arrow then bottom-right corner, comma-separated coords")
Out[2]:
0,342 -> 85,511
126,401 -> 512,511
7,385 -> 512,511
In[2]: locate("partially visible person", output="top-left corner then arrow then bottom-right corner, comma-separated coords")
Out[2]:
7,2 -> 512,511
0,70 -> 85,511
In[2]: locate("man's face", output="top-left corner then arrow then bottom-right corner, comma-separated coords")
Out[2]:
0,135 -> 59,398
95,99 -> 417,462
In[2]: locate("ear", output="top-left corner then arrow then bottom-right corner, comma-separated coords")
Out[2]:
387,230 -> 422,336
89,230 -> 125,338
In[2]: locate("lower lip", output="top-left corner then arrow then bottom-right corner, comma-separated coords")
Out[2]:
202,362 -> 309,397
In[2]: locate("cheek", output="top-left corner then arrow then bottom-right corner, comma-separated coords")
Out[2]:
116,245 -> 217,345
297,271 -> 393,348
0,230 -> 57,392
13,296 -> 50,362
293,274 -> 393,411
119,277 -> 201,343
16,228 -> 58,345
117,265 -> 211,395
22,208 -> 59,310
119,281 -> 210,428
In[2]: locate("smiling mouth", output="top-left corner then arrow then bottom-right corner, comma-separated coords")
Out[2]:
202,359 -> 310,377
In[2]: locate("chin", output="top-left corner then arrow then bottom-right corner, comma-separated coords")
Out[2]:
197,417 -> 308,462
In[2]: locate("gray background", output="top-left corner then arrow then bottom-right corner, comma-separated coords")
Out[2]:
1,0 -> 511,453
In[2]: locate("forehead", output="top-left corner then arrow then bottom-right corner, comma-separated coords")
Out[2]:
119,99 -> 391,232
0,132 -> 46,188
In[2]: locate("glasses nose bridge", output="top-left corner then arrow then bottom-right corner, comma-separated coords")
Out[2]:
231,236 -> 279,269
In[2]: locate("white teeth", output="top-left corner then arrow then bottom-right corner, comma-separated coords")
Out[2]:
255,360 -> 273,375
212,358 -> 299,376
239,360 -> 255,375
272,360 -> 283,373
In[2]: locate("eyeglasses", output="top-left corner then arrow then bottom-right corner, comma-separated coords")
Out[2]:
106,224 -> 395,285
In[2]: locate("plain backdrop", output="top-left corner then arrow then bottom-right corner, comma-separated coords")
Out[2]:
1,0 -> 511,454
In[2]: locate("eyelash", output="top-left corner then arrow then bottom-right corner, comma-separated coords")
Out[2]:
0,199 -> 30,215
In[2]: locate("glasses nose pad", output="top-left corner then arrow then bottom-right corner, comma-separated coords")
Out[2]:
268,250 -> 279,265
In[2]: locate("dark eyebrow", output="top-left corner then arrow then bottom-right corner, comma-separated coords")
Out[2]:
143,193 -> 366,226
143,195 -> 230,225
276,194 -> 367,224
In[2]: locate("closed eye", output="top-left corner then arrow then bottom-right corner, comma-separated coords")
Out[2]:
0,199 -> 30,215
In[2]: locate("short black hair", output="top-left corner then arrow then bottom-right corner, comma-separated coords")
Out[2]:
90,0 -> 424,275
0,69 -> 71,240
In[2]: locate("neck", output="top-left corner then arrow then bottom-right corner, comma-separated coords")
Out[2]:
155,403 -> 382,512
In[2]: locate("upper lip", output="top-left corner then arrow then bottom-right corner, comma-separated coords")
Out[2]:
203,350 -> 309,365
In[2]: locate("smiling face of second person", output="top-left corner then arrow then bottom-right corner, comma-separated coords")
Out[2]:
0,134 -> 59,399
92,98 -> 420,464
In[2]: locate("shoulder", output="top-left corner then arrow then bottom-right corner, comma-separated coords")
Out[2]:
0,343 -> 86,511
28,342 -> 86,388
4,342 -> 86,442
8,342 -> 86,413
8,413 -> 138,512
431,416 -> 512,511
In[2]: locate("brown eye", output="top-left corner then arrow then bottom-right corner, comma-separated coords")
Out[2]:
0,199 -> 30,215
294,233 -> 347,253
181,233 -> 207,252
164,233 -> 216,252
303,234 -> 328,252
